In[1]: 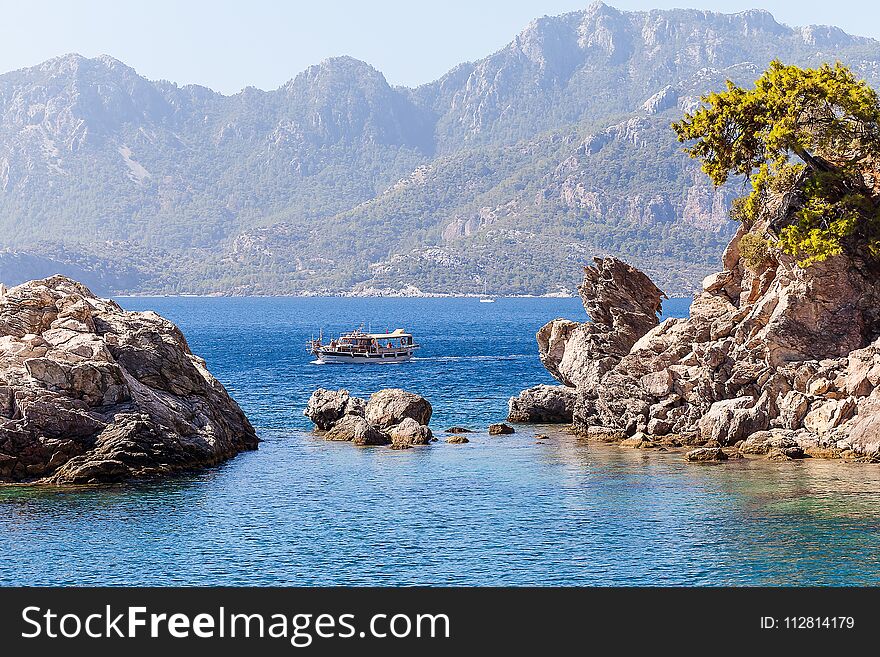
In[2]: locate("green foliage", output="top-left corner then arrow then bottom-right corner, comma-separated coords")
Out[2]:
777,171 -> 880,265
738,233 -> 771,271
673,60 -> 880,185
673,60 -> 880,265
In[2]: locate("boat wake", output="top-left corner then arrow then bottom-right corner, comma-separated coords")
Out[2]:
413,354 -> 531,362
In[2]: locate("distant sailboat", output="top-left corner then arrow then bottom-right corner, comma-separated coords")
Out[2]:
479,283 -> 495,303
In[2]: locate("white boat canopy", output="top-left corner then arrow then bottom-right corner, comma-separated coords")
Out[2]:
362,328 -> 411,339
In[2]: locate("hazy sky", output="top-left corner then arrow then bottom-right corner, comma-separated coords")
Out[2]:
0,1 -> 877,94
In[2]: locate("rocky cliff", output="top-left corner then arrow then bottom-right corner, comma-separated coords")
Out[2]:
0,276 -> 258,483
515,185 -> 880,459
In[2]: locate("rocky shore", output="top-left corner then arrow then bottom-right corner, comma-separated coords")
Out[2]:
510,196 -> 880,462
0,276 -> 258,484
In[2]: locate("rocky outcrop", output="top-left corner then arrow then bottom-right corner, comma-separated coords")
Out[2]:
305,388 -> 433,449
520,182 -> 880,460
507,384 -> 575,423
365,388 -> 432,428
535,257 -> 665,390
0,276 -> 258,484
303,388 -> 366,430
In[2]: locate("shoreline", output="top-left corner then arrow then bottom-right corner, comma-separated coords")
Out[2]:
112,292 -> 584,299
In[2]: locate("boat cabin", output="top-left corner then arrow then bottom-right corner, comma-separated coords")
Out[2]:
309,328 -> 419,363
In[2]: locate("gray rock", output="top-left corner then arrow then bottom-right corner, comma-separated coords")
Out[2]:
365,388 -> 432,428
739,429 -> 800,454
536,257 -> 666,390
685,447 -> 728,462
387,417 -> 433,449
324,414 -> 389,446
0,276 -> 257,484
698,396 -> 769,446
507,384 -> 575,423
768,446 -> 806,461
303,388 -> 365,430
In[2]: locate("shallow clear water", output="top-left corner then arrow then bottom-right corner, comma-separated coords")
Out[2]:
2,296 -> 879,586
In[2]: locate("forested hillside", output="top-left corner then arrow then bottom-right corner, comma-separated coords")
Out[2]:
2,3 -> 879,295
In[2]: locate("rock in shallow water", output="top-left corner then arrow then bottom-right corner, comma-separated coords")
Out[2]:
365,388 -> 432,428
324,414 -> 388,446
388,417 -> 433,449
305,388 -> 433,449
0,276 -> 258,484
685,447 -> 728,462
303,388 -> 365,430
488,423 -> 515,435
507,384 -> 575,423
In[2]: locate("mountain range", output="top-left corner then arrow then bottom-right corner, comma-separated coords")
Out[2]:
3,2 -> 880,296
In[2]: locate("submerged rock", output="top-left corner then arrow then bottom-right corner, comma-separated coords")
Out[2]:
0,276 -> 258,484
446,435 -> 470,444
445,426 -> 473,434
488,423 -> 515,435
507,384 -> 575,423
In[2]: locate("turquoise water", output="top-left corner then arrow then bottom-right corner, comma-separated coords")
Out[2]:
2,296 -> 880,586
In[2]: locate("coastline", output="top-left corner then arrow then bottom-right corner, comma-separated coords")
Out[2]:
112,291 -> 588,299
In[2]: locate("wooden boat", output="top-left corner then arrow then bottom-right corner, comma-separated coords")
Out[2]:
308,327 -> 419,364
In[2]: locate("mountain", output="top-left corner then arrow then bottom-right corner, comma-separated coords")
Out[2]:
2,2 -> 880,295
0,54 -> 430,249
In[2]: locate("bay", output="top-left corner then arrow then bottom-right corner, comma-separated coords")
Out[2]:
2,296 -> 879,586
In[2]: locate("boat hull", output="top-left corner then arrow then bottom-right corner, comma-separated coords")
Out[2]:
315,349 -> 416,364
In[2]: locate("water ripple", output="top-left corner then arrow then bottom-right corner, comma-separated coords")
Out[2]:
2,297 -> 879,586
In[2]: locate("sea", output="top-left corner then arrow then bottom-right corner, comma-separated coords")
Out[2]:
2,296 -> 880,586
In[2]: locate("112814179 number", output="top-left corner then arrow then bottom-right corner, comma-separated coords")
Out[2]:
784,617 -> 855,629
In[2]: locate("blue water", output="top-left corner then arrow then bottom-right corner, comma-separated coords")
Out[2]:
2,296 -> 880,586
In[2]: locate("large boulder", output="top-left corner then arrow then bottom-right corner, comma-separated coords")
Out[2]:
365,388 -> 432,428
507,385 -> 575,423
324,414 -> 389,446
387,417 -> 433,449
697,395 -> 770,446
685,447 -> 728,462
303,388 -> 365,430
0,276 -> 258,484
